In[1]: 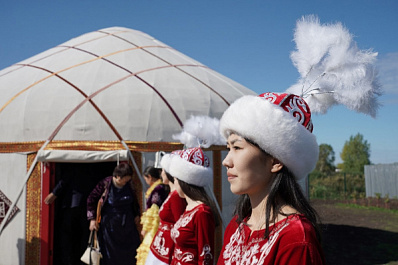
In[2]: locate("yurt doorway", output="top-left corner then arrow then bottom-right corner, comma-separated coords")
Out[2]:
47,162 -> 116,265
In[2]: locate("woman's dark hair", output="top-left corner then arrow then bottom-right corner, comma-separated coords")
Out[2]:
234,138 -> 322,241
177,179 -> 221,227
165,171 -> 174,183
143,166 -> 161,180
113,163 -> 133,178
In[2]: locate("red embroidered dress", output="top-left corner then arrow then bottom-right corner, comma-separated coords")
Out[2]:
146,190 -> 187,265
217,214 -> 325,265
170,204 -> 215,265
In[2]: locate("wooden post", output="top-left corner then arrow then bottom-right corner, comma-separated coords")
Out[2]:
212,150 -> 223,260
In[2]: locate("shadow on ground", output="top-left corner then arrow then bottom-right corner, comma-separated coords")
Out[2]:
322,224 -> 398,265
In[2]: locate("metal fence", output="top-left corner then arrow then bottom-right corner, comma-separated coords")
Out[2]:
365,163 -> 398,198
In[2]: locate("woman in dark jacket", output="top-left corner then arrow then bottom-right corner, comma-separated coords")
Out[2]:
87,163 -> 141,265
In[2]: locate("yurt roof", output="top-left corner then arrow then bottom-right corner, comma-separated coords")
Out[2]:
0,27 -> 255,149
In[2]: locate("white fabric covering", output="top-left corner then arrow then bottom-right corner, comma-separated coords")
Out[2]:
0,153 -> 27,265
37,150 -> 128,162
0,27 -> 255,143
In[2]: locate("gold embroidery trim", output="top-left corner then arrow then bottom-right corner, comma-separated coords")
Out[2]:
25,153 -> 41,265
0,141 -> 186,153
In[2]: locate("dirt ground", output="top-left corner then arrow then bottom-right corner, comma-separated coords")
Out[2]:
312,199 -> 398,265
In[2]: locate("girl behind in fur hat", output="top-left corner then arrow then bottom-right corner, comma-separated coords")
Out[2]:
168,147 -> 221,265
145,152 -> 187,265
217,93 -> 325,265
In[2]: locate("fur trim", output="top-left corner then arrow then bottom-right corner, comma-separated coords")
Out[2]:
160,154 -> 172,173
219,95 -> 319,180
168,155 -> 212,187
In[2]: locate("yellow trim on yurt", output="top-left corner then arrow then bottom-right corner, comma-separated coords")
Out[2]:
25,153 -> 41,265
0,141 -> 185,153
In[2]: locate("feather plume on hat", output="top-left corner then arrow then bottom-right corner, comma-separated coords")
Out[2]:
172,115 -> 226,148
286,15 -> 382,117
219,15 -> 382,181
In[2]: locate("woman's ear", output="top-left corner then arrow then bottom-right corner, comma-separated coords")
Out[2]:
270,158 -> 283,173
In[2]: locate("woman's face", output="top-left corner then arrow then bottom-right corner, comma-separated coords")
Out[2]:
114,175 -> 132,187
174,178 -> 185,198
223,133 -> 279,197
144,174 -> 153,186
161,169 -> 169,185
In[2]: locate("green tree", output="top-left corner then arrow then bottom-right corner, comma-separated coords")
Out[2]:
340,133 -> 371,174
316,144 -> 336,175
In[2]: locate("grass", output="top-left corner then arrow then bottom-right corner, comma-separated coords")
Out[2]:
336,203 -> 398,215
310,172 -> 398,264
314,200 -> 398,265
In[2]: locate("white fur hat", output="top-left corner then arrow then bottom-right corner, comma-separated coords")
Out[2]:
219,92 -> 319,180
160,154 -> 172,173
160,150 -> 183,173
168,147 -> 212,187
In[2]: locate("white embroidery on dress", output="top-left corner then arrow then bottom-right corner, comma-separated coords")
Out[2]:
257,224 -> 288,264
152,231 -> 169,256
200,244 -> 213,265
222,225 -> 245,264
174,247 -> 194,262
222,221 -> 291,264
171,208 -> 199,241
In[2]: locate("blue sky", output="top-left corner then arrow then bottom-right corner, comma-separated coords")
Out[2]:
1,1 -> 397,165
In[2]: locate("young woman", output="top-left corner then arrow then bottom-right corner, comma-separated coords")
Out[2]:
136,166 -> 169,265
87,163 -> 141,265
168,147 -> 220,265
217,92 -> 325,264
145,151 -> 188,265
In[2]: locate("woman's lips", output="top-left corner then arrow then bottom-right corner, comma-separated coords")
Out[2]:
227,172 -> 237,181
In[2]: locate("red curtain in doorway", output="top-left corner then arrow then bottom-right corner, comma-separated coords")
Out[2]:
41,162 -> 55,265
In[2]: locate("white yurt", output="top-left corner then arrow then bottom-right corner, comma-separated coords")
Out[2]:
0,27 -> 256,265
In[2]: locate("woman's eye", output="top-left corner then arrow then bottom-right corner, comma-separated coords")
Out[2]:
233,146 -> 241,150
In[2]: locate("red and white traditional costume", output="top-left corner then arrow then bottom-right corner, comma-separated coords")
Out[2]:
170,203 -> 215,265
145,190 -> 187,265
217,214 -> 325,265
